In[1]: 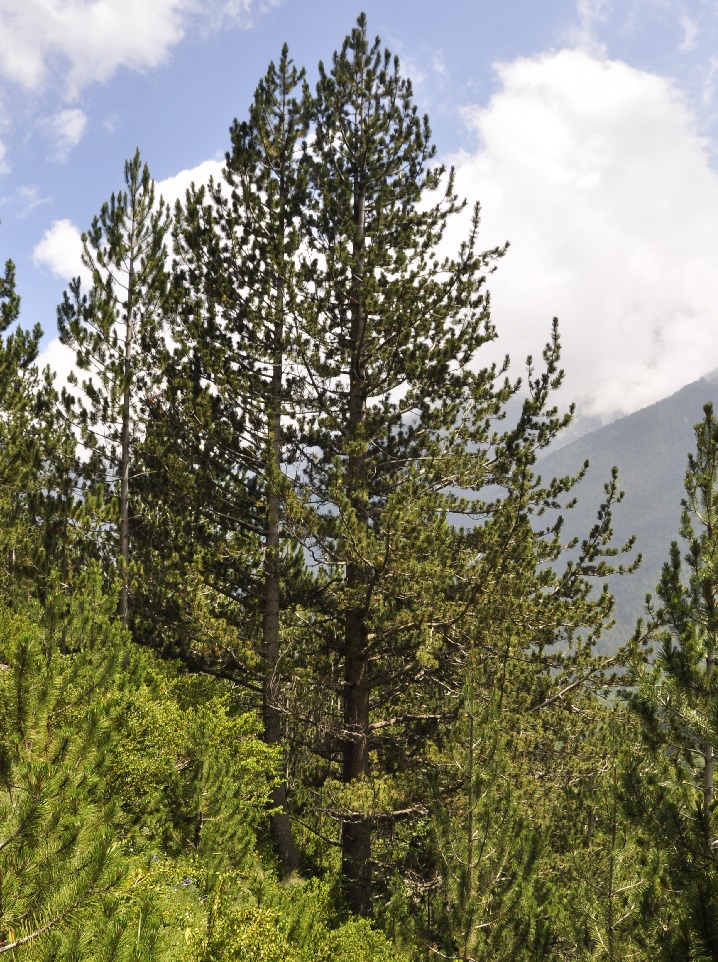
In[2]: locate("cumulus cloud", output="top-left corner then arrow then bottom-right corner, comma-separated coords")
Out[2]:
33,218 -> 89,285
0,0 -> 282,98
449,49 -> 718,420
157,159 -> 224,207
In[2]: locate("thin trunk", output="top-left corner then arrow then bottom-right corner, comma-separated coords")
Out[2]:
263,281 -> 301,875
342,605 -> 372,915
264,430 -> 300,873
463,682 -> 475,962
607,808 -> 616,962
118,243 -> 136,628
341,151 -> 372,915
262,120 -> 301,874
705,647 -> 715,852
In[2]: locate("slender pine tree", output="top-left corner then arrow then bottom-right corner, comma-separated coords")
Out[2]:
630,402 -> 718,959
58,150 -> 170,626
142,49 -> 311,872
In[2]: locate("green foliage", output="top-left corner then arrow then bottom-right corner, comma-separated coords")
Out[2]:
58,150 -> 170,462
104,660 -> 280,860
4,14 -> 706,961
59,149 -> 171,623
0,602 -> 168,960
191,878 -> 407,962
627,403 -> 718,959
0,258 -> 79,606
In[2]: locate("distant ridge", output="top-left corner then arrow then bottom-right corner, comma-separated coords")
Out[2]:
538,376 -> 718,648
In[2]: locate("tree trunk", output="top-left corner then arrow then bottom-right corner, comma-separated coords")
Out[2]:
340,160 -> 372,915
705,647 -> 715,852
262,140 -> 301,874
342,603 -> 372,915
262,292 -> 301,875
118,243 -> 136,628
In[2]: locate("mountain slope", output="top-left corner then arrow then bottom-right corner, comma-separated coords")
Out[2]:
538,375 -> 718,648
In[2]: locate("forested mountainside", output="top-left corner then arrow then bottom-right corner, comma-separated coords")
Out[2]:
539,374 -> 718,649
3,16 -> 718,961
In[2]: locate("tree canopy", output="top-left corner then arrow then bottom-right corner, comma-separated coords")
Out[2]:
0,14 -> 709,961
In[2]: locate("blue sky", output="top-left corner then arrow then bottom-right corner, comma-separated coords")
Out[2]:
2,0 -> 718,422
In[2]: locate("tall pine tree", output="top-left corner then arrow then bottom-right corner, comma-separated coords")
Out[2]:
291,17 -> 634,915
59,150 -> 170,625
630,402 -> 718,959
156,48 -> 311,873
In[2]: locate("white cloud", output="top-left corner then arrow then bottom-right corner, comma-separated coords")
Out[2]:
157,159 -> 224,208
450,49 -> 718,420
701,55 -> 718,106
45,108 -> 87,161
33,218 -> 89,284
432,52 -> 448,78
569,0 -> 718,60
0,0 -> 185,95
38,335 -> 79,396
0,0 -> 282,98
102,113 -> 120,134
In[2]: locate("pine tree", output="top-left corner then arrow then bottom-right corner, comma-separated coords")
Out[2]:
629,402 -> 718,959
408,360 -> 638,958
120,19 -> 634,926
58,150 -> 170,625
140,49 -> 311,873
0,258 -> 45,588
287,14 -> 512,914
289,16 -> 636,916
169,46 -> 306,872
0,257 -> 82,613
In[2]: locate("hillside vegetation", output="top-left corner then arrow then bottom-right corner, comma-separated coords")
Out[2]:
539,375 -> 718,648
2,16 -> 718,961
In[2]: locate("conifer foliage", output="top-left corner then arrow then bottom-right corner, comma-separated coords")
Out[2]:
630,402 -> 718,959
129,16 -> 637,925
295,18 -> 507,915
167,46 -> 310,873
59,150 -> 170,625
6,13 -> 711,960
0,596 -> 159,960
